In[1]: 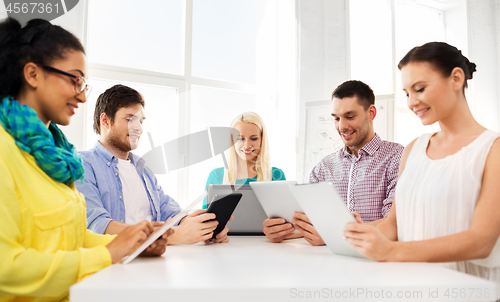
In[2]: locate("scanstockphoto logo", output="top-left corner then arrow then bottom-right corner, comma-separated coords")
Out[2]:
3,0 -> 79,24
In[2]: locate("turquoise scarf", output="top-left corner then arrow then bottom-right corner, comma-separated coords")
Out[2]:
0,96 -> 84,184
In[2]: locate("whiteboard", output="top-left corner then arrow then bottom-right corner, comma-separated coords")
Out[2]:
300,97 -> 393,182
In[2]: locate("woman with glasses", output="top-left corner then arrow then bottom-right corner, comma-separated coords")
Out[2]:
0,18 -> 165,301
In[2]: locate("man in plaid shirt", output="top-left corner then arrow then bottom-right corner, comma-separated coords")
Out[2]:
264,80 -> 404,245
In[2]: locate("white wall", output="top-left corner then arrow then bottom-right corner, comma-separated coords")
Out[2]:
467,0 -> 500,131
444,0 -> 468,54
296,0 -> 349,182
295,0 -> 500,182
297,0 -> 349,102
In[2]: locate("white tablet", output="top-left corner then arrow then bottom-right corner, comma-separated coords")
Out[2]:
288,182 -> 366,259
121,191 -> 207,264
249,181 -> 301,223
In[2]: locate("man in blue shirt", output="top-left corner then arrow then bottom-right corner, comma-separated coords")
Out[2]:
77,84 -> 230,244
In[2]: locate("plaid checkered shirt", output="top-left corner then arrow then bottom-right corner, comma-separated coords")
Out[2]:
309,134 -> 404,222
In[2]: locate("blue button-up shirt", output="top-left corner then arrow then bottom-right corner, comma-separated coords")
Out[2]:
76,141 -> 181,234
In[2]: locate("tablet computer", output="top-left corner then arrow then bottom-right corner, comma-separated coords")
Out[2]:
288,182 -> 366,259
207,185 -> 266,235
121,191 -> 207,264
206,193 -> 242,238
249,180 -> 301,223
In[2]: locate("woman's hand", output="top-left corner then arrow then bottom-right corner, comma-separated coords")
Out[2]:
343,222 -> 396,262
140,220 -> 172,257
106,220 -> 154,264
352,211 -> 363,224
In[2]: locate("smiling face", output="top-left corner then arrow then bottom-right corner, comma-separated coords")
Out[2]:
401,61 -> 458,125
233,122 -> 262,163
107,103 -> 145,153
35,50 -> 88,126
331,96 -> 375,154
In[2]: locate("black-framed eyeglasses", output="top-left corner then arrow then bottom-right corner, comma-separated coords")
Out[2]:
42,65 -> 92,98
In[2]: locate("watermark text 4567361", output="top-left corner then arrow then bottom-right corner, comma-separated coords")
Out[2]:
3,0 -> 80,25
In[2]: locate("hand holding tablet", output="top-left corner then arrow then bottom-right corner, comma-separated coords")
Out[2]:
121,191 -> 208,264
250,180 -> 301,222
251,181 -> 303,243
206,193 -> 242,239
288,182 -> 367,258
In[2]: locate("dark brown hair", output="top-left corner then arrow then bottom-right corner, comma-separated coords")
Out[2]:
332,80 -> 375,110
398,42 -> 476,89
93,84 -> 145,134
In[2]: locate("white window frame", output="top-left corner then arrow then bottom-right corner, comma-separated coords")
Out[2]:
82,0 -> 296,204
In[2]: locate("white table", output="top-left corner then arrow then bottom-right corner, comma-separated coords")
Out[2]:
71,236 -> 497,302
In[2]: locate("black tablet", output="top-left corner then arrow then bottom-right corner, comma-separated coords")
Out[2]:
206,193 -> 242,238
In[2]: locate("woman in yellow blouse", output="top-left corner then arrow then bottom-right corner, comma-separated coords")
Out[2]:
0,18 -> 166,302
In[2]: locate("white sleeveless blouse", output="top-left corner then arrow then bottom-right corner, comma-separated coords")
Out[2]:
396,130 -> 500,284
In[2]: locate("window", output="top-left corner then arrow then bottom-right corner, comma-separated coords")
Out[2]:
192,0 -> 262,83
87,0 -> 185,74
85,0 -> 296,207
350,0 -> 466,146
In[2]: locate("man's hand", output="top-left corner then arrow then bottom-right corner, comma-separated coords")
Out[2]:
352,212 -> 363,224
206,216 -> 233,244
167,209 -> 218,245
292,212 -> 325,246
104,220 -> 128,235
263,218 -> 297,243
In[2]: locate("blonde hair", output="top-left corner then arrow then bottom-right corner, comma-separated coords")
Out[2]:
223,112 -> 272,184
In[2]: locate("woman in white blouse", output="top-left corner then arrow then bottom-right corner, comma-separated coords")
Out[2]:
344,42 -> 500,292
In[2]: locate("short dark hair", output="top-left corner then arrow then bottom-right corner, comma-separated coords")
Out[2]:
0,18 -> 85,100
398,42 -> 476,89
331,80 -> 375,110
93,84 -> 145,134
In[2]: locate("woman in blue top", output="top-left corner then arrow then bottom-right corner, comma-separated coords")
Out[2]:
204,112 -> 286,208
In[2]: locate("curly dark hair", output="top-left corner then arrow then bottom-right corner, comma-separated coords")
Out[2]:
0,18 -> 85,100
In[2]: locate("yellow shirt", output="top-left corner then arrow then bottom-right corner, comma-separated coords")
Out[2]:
0,125 -> 115,302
